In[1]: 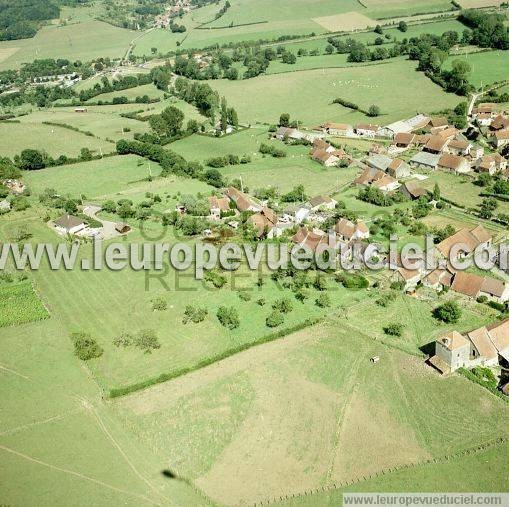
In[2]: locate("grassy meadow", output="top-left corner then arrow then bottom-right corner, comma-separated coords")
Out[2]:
114,321 -> 509,505
0,20 -> 135,71
207,59 -> 459,126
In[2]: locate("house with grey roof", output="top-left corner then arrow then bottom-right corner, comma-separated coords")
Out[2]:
409,151 -> 440,170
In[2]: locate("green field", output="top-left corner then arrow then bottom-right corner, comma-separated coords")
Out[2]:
0,20 -> 135,71
85,83 -> 165,103
207,59 -> 459,126
0,281 -> 49,327
444,50 -> 509,88
0,121 -> 114,159
113,321 -> 509,505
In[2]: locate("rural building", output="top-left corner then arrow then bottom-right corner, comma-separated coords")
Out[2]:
436,224 -> 492,260
365,154 -> 393,172
423,135 -> 448,154
310,149 -> 340,167
490,129 -> 509,149
74,107 -> 87,113
372,174 -> 399,192
226,187 -> 261,212
379,114 -> 430,138
476,153 -> 507,175
491,115 -> 509,131
247,207 -> 280,239
54,215 -> 86,235
292,227 -> 330,252
399,180 -> 427,200
476,113 -> 493,127
2,179 -> 26,194
409,151 -> 440,170
320,122 -> 353,136
422,267 -> 454,291
334,218 -> 369,242
427,117 -> 449,131
282,204 -> 310,224
274,127 -> 305,141
387,158 -> 411,179
393,132 -> 416,149
313,139 -> 336,154
308,195 -> 337,211
208,195 -> 230,220
451,271 -> 508,302
429,319 -> 509,374
355,124 -> 380,138
393,266 -> 424,292
115,223 -> 131,234
446,138 -> 472,157
437,153 -> 471,174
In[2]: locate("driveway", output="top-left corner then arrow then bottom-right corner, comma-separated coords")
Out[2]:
83,205 -> 126,240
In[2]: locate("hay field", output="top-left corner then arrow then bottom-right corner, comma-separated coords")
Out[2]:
312,12 -> 377,32
115,321 -> 509,505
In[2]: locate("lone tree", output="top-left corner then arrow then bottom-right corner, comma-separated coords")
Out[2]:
279,113 -> 290,127
433,301 -> 461,324
367,104 -> 381,117
398,21 -> 408,32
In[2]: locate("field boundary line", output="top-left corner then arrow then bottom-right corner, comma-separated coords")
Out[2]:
0,408 -> 84,437
79,397 -> 171,504
255,436 -> 508,506
0,444 -> 161,506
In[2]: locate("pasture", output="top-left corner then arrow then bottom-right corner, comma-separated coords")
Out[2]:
207,59 -> 459,126
16,109 -> 150,143
444,50 -> 509,88
0,20 -> 135,71
114,320 -> 509,505
0,121 -> 113,159
362,0 -> 456,19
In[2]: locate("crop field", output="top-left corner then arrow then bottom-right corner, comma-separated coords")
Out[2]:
0,282 -> 49,328
207,59 -> 459,126
457,0 -> 506,7
114,321 -> 509,505
0,121 -> 114,159
313,12 -> 377,32
362,0 -> 456,19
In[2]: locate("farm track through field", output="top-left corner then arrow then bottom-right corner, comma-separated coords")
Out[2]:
0,444 -> 161,506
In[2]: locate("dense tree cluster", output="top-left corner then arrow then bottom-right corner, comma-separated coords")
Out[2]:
0,0 -> 60,41
459,9 -> 509,50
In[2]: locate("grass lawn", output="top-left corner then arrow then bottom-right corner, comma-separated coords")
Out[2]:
0,20 -> 135,71
363,0 -> 456,19
0,121 -> 114,159
207,59 -> 459,126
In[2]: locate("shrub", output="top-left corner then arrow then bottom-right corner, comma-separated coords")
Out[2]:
266,310 -> 284,328
376,292 -> 396,307
257,298 -> 266,306
72,332 -> 103,361
152,297 -> 167,311
433,301 -> 461,323
315,293 -> 331,308
336,273 -> 369,289
134,329 -> 161,354
488,300 -> 506,312
273,297 -> 293,314
476,295 -> 488,304
238,291 -> 252,302
182,305 -> 208,324
205,270 -> 227,288
217,306 -> 240,329
113,332 -> 134,348
383,323 -> 404,336
390,281 -> 405,291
